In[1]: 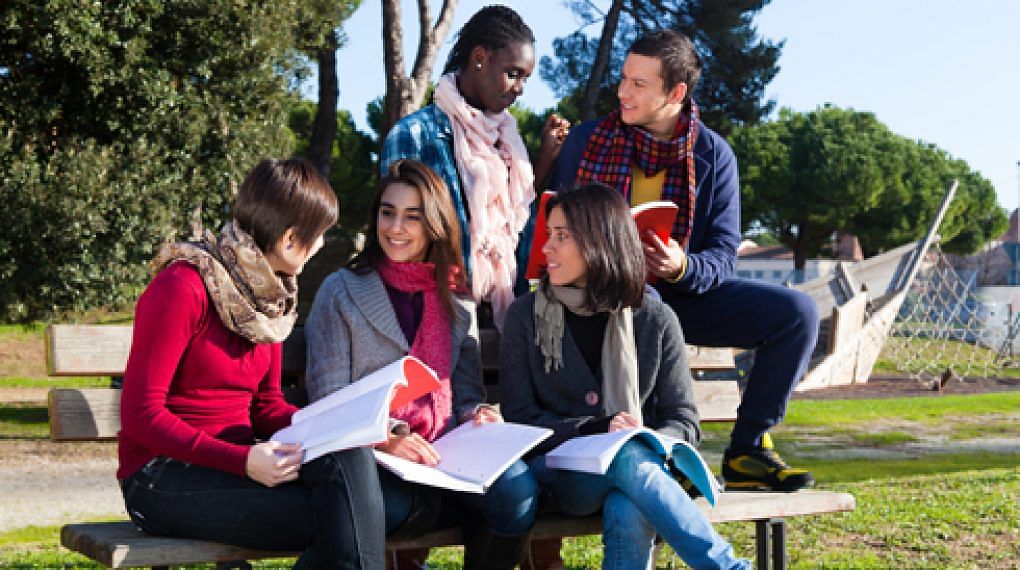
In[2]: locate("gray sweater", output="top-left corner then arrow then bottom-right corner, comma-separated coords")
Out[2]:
304,268 -> 485,430
499,293 -> 700,454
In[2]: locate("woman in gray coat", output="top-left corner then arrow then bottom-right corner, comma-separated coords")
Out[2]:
305,160 -> 537,570
500,183 -> 749,570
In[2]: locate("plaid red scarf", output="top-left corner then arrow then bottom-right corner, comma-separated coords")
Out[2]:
575,102 -> 699,247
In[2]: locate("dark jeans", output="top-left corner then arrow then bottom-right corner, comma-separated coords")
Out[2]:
120,448 -> 385,569
659,278 -> 819,446
381,459 -> 538,537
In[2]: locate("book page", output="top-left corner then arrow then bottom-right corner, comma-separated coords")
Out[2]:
430,422 -> 552,489
545,429 -> 638,474
291,358 -> 410,424
374,451 -> 483,494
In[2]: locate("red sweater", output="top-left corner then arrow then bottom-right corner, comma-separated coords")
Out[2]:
117,262 -> 296,479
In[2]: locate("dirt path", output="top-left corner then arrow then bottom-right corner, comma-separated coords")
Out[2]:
0,440 -> 121,533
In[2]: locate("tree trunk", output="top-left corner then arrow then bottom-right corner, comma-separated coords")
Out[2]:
793,223 -> 808,271
381,0 -> 457,137
309,31 -> 339,178
579,0 -> 624,122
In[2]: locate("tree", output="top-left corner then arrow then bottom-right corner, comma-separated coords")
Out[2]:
732,106 -> 1007,269
303,1 -> 362,177
0,1 -> 328,321
289,99 -> 377,235
380,0 -> 457,137
541,0 -> 783,132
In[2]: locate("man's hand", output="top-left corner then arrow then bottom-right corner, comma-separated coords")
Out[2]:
376,433 -> 441,466
643,229 -> 686,281
246,441 -> 302,487
609,412 -> 641,432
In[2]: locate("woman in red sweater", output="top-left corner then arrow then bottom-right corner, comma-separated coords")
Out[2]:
118,158 -> 384,569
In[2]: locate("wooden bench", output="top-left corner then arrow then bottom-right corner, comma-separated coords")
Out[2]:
45,324 -> 855,569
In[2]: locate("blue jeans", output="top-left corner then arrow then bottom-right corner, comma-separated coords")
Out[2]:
381,458 -> 538,537
120,448 -> 385,569
659,278 -> 820,447
530,440 -> 750,570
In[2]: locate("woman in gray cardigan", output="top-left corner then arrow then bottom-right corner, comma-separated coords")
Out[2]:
500,183 -> 749,570
305,160 -> 538,569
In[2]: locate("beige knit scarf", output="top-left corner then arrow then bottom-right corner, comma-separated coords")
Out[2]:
533,283 -> 642,423
152,221 -> 297,344
435,72 -> 535,330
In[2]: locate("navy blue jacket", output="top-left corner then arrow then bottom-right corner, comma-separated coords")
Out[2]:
549,119 -> 740,295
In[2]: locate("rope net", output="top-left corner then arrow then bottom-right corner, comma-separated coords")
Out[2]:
881,245 -> 1016,382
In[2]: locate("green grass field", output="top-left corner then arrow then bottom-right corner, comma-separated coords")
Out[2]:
1,391 -> 1017,568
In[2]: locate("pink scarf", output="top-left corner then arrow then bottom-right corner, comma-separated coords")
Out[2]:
434,72 -> 535,330
377,258 -> 453,442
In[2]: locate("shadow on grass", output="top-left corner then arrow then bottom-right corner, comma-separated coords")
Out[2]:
0,405 -> 48,426
807,451 -> 1020,483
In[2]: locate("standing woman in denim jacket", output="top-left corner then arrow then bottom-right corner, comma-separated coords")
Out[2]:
499,183 -> 750,570
117,158 -> 385,569
305,160 -> 539,569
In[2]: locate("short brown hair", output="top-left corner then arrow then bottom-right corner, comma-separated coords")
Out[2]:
233,158 -> 338,252
629,30 -> 702,103
349,160 -> 465,317
544,183 -> 645,310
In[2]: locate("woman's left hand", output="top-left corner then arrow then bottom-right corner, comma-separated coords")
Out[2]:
472,406 -> 504,426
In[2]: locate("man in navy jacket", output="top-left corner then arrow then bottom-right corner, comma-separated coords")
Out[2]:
550,29 -> 817,492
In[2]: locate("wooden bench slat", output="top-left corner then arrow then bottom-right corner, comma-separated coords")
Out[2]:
46,324 -> 735,377
48,380 -> 741,441
62,491 -> 854,567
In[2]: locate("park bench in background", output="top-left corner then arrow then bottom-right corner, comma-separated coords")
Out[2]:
45,324 -> 855,569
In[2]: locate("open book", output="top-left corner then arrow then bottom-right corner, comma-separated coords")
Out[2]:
545,427 -> 720,506
374,422 -> 552,494
525,191 -> 679,281
272,356 -> 441,463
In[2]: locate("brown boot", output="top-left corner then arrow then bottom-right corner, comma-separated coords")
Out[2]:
385,547 -> 431,569
520,537 -> 564,570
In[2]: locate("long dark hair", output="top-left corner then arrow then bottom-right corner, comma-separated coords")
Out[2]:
348,160 -> 465,318
442,5 -> 535,74
544,183 -> 645,311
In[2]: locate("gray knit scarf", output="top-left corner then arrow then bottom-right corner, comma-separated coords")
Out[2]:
534,283 -> 642,423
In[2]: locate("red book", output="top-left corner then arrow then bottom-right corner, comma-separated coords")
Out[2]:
524,191 -> 555,280
631,200 -> 679,246
524,194 -> 679,282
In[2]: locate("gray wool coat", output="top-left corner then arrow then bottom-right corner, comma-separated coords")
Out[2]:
499,292 -> 701,455
304,268 -> 485,432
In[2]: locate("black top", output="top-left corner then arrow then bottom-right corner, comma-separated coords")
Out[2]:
564,309 -> 608,377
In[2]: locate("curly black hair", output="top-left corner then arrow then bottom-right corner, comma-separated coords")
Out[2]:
442,5 -> 535,74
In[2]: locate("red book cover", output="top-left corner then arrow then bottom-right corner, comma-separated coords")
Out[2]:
524,191 -> 555,280
389,357 -> 442,411
631,201 -> 679,246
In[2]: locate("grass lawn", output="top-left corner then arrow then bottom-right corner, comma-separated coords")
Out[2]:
1,386 -> 1017,567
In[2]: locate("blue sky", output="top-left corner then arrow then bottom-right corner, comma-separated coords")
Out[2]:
317,0 -> 1020,211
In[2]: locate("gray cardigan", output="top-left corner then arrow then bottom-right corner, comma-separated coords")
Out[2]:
304,268 -> 485,431
499,292 -> 701,454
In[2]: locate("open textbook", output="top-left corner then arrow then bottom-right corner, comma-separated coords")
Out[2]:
374,422 -> 552,494
545,427 -> 720,506
272,356 -> 441,463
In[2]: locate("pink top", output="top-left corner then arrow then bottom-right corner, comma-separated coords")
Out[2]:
117,262 -> 296,479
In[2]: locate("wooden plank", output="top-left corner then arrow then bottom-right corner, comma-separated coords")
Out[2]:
62,491 -> 854,567
49,388 -> 120,441
827,293 -> 867,355
46,325 -> 133,377
48,380 -> 740,441
46,324 -> 735,376
693,381 -> 741,422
